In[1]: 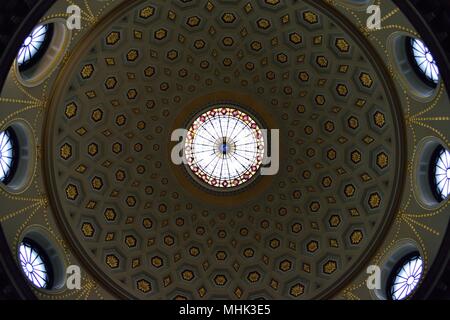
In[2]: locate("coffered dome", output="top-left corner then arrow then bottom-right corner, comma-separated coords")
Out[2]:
0,0 -> 450,301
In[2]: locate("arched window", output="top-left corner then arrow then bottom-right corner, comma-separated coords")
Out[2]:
19,239 -> 52,289
17,24 -> 54,71
388,252 -> 423,300
0,128 -> 18,184
407,37 -> 440,87
431,146 -> 450,201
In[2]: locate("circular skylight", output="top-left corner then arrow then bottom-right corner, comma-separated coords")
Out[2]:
185,106 -> 265,189
17,25 -> 51,69
0,129 -> 16,184
433,147 -> 450,201
409,38 -> 440,85
389,253 -> 423,300
19,239 -> 51,289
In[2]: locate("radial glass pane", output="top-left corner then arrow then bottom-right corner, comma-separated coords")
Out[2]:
19,241 -> 50,289
390,255 -> 423,300
0,130 -> 15,183
17,25 -> 49,66
410,38 -> 440,84
434,147 -> 450,200
185,107 -> 265,188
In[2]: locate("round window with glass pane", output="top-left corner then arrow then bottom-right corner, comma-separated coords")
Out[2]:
184,106 -> 265,190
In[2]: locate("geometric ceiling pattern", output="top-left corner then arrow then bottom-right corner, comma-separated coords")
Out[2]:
47,0 -> 403,299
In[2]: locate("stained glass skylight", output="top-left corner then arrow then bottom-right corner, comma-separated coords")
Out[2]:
185,106 -> 265,189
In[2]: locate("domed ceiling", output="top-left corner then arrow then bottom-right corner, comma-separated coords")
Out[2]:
0,0 -> 449,300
